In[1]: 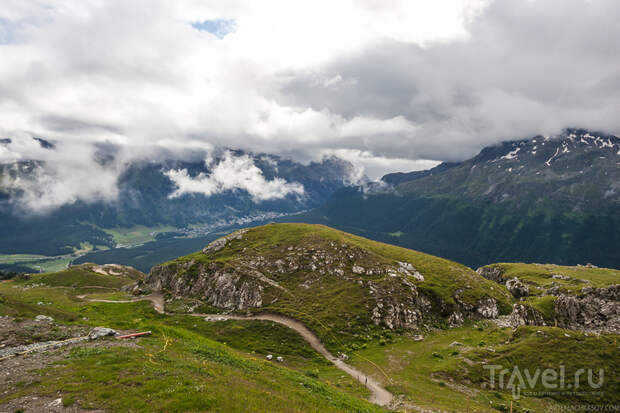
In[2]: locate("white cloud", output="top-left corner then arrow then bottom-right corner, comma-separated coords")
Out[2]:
321,148 -> 440,181
165,151 -> 305,202
1,133 -> 120,212
0,0 -> 618,210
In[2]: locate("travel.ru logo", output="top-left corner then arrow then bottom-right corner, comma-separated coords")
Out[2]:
484,365 -> 604,399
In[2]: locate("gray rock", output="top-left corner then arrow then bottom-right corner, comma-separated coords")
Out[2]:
89,327 -> 118,340
35,315 -> 53,323
476,298 -> 499,319
505,277 -> 529,298
507,304 -> 546,327
555,285 -> 620,333
449,341 -> 463,347
276,356 -> 284,362
448,311 -> 464,327
146,263 -> 264,310
352,265 -> 365,274
266,354 -> 273,360
476,265 -> 505,284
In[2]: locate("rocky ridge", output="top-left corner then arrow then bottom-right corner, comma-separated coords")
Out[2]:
144,226 -> 506,332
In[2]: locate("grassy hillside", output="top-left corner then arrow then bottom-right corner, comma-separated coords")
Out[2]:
0,266 -> 382,413
158,223 -> 514,350
348,323 -> 619,412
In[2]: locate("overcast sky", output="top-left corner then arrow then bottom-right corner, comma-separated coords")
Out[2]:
1,0 -> 619,208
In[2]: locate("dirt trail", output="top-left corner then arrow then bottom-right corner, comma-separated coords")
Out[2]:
196,313 -> 393,407
78,293 -> 165,314
78,295 -> 393,407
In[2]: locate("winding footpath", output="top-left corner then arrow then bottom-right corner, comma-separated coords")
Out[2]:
196,313 -> 393,407
79,293 -> 393,407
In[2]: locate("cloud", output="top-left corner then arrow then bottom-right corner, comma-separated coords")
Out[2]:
165,151 -> 305,202
0,0 -> 618,209
0,133 -> 120,212
279,0 -> 620,161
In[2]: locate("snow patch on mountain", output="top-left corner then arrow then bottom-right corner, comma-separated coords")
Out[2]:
501,147 -> 520,160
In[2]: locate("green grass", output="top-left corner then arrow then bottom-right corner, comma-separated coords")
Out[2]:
23,266 -> 137,289
348,323 -> 571,412
464,326 -> 620,405
0,254 -> 49,263
348,322 -> 619,412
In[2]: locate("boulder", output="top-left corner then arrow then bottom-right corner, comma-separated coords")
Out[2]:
476,298 -> 499,319
505,277 -> 529,298
507,304 -> 546,327
476,265 -> 505,284
89,327 -> 118,340
352,265 -> 365,274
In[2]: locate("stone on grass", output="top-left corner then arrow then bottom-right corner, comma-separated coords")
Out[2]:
89,327 -> 118,340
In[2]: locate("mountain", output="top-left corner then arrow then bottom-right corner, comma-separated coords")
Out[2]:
305,129 -> 620,268
0,146 -> 354,257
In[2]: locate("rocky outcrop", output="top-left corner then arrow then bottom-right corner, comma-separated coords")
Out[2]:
202,229 -> 249,255
146,261 -> 264,310
368,276 -> 431,330
476,265 -> 505,284
505,277 -> 529,298
453,289 -> 499,321
555,285 -> 620,334
509,304 -> 546,326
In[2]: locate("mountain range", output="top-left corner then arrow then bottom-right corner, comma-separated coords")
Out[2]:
304,129 -> 620,268
1,128 -> 618,272
0,144 -> 354,257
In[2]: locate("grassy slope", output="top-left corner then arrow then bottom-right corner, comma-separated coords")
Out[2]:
350,322 -> 619,412
0,266 -> 382,413
464,326 -> 620,405
165,223 -> 514,350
